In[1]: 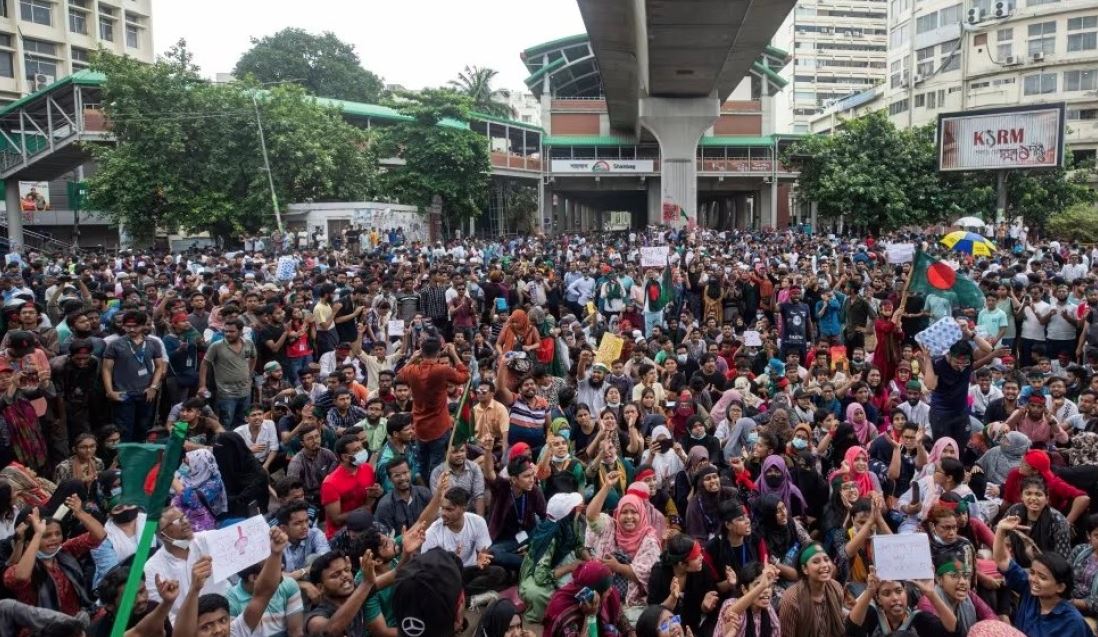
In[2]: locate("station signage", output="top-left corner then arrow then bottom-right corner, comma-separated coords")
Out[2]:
550,159 -> 655,174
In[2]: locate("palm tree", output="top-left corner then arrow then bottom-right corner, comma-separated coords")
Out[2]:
448,65 -> 515,119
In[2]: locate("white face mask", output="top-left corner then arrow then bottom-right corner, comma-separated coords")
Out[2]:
165,537 -> 191,551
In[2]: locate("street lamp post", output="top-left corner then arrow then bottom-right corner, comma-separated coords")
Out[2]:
251,92 -> 284,234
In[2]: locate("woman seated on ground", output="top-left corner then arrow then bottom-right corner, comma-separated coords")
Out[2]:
778,543 -> 845,637
1070,513 -> 1098,623
835,495 -> 891,591
846,566 -> 956,636
171,448 -> 228,532
519,491 -> 587,624
53,434 -> 102,486
993,514 -> 1090,637
1003,475 -> 1072,567
544,560 -> 630,637
646,533 -> 721,637
917,551 -> 997,634
712,562 -> 782,637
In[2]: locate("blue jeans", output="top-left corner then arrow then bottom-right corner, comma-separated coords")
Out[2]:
286,356 -> 312,386
114,393 -> 156,442
489,538 -> 524,573
417,427 -> 451,478
217,395 -> 251,429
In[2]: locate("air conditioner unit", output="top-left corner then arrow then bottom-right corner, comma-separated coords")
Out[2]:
1004,54 -> 1021,65
1031,51 -> 1045,62
967,7 -> 984,24
993,1 -> 1012,18
913,74 -> 926,85
33,73 -> 52,90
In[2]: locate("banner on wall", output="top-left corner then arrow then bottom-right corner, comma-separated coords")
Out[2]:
19,181 -> 49,221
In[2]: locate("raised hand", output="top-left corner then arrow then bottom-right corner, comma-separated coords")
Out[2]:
63,493 -> 83,514
191,555 -> 213,589
154,573 -> 180,604
269,527 -> 289,554
361,549 -> 377,586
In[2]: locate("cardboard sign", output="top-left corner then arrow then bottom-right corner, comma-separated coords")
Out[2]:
742,330 -> 763,347
193,515 -> 271,583
640,246 -> 669,268
886,243 -> 916,264
595,333 -> 624,365
872,533 -> 934,582
387,319 -> 405,337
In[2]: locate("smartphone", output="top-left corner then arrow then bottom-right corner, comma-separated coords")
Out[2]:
52,503 -> 70,521
574,587 -> 595,605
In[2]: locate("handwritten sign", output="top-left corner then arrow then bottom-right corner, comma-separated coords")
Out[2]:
742,330 -> 762,347
193,515 -> 271,583
595,333 -> 624,365
885,243 -> 916,264
387,319 -> 405,337
872,533 -> 933,582
640,246 -> 669,268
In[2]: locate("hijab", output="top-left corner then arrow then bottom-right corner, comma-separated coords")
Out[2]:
723,417 -> 757,461
756,493 -> 800,561
650,425 -> 684,484
758,455 -> 807,513
839,446 -> 875,497
530,492 -> 584,568
181,449 -> 228,515
545,561 -> 621,627
614,493 -> 657,557
846,402 -> 871,445
475,599 -> 520,637
498,309 -> 535,353
977,431 -> 1030,484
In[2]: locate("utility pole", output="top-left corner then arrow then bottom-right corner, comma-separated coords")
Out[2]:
251,93 -> 284,234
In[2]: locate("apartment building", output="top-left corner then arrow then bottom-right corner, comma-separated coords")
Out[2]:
774,0 -> 890,132
811,0 -> 1098,165
0,0 -> 153,102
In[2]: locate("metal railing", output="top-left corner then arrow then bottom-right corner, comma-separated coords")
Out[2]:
0,216 -> 87,257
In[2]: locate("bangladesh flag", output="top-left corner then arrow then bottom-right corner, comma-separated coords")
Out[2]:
116,428 -> 186,515
909,251 -> 985,309
450,382 -> 475,448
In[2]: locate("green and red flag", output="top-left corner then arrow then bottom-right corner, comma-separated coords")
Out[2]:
909,251 -> 985,309
450,381 -> 475,448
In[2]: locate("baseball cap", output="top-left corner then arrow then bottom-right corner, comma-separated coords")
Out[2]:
393,547 -> 464,637
345,509 -> 375,532
263,361 -> 281,373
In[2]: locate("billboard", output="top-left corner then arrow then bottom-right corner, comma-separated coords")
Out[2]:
938,103 -> 1064,172
550,159 -> 655,173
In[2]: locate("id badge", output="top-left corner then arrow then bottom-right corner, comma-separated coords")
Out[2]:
137,368 -> 148,377
515,530 -> 528,545
185,359 -> 194,368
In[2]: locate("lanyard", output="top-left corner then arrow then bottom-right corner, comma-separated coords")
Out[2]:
127,339 -> 147,365
514,493 -> 527,524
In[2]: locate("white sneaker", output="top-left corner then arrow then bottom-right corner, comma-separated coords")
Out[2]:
468,591 -> 499,609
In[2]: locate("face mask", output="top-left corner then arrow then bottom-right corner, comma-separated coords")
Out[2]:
792,438 -> 809,450
353,450 -> 370,466
677,355 -> 688,364
177,465 -> 190,478
552,453 -> 569,463
36,547 -> 61,560
112,508 -> 140,524
606,401 -> 621,409
166,538 -> 191,550
764,474 -> 783,488
746,432 -> 760,445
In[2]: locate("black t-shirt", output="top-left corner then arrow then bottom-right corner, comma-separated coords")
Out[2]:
646,562 -> 719,629
779,302 -> 811,344
257,324 -> 287,370
930,356 -> 972,414
846,607 -> 946,637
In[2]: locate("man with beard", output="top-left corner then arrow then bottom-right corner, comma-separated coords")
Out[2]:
422,486 -> 508,604
391,378 -> 413,412
375,456 -> 443,533
50,337 -> 106,439
376,413 -> 422,493
429,443 -> 486,515
58,310 -> 105,356
286,424 -> 339,506
197,318 -> 256,429
187,290 -> 210,335
984,377 -> 1021,424
304,548 -> 377,637
898,380 -> 931,427
575,360 -> 609,415
87,561 -> 178,637
356,397 -> 387,456
103,311 -> 167,441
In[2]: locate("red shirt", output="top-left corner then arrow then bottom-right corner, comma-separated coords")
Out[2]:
1003,468 -> 1085,512
320,463 -> 376,538
3,531 -> 100,614
396,360 -> 469,442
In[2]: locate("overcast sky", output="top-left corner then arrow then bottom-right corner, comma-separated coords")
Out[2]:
152,0 -> 586,91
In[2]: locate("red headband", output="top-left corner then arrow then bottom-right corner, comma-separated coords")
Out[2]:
634,468 -> 656,483
686,541 -> 702,562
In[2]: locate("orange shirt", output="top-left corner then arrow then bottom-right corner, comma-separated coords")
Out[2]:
396,360 -> 469,442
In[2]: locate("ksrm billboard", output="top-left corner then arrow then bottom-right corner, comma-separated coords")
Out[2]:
937,103 -> 1065,172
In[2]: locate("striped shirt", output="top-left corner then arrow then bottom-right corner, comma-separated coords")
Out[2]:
509,398 -> 546,432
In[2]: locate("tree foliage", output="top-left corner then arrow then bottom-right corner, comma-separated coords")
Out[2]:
788,111 -> 1097,232
374,89 -> 490,228
88,41 -> 377,241
1047,202 -> 1098,242
233,28 -> 384,103
503,182 -> 539,234
448,66 -> 513,119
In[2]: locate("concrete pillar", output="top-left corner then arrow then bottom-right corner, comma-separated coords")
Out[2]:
4,177 -> 22,251
810,201 -> 819,233
646,178 -> 661,226
760,90 -> 774,136
639,94 -> 719,229
758,185 -> 778,229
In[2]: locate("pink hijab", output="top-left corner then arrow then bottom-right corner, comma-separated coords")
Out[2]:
613,493 -> 658,557
846,402 -> 871,445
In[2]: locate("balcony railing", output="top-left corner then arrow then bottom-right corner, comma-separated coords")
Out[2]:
490,151 -> 542,172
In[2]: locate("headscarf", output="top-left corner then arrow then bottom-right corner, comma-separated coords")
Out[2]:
977,431 -> 1030,484
756,493 -> 800,562
474,599 -> 520,637
968,620 -> 1025,637
758,455 -> 807,513
845,402 -> 871,445
837,446 -> 874,497
723,417 -> 756,461
613,493 -> 657,557
915,436 -> 960,481
544,561 -> 621,628
686,445 -> 710,475
181,448 -> 227,515
529,492 -> 583,568
497,309 -> 536,354
650,425 -> 683,485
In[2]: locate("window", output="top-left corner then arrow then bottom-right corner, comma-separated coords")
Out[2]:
1023,71 -> 1057,94
927,91 -> 937,109
1067,108 -> 1098,120
1028,21 -> 1056,56
939,3 -> 962,26
917,46 -> 935,75
916,13 -> 938,33
915,93 -> 926,107
940,39 -> 961,72
125,23 -> 137,48
68,7 -> 87,34
890,26 -> 909,48
70,46 -> 89,69
1064,69 -> 1097,91
889,98 -> 910,115
23,37 -> 56,80
19,0 -> 50,25
996,28 -> 1013,60
1028,0 -> 1059,5
0,34 -> 13,78
99,15 -> 113,41
0,1 -> 6,18
1068,16 -> 1098,52
1072,149 -> 1096,167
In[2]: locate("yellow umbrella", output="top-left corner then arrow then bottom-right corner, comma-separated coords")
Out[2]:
940,231 -> 996,257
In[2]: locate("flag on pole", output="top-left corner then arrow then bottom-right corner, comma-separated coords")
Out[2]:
109,423 -> 187,637
450,381 -> 475,448
657,265 -> 674,311
908,251 -> 985,309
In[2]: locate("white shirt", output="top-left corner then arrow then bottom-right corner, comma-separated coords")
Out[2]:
422,513 -> 492,567
968,385 -> 1003,416
1020,301 -> 1051,341
1047,300 -> 1079,340
234,421 -> 279,461
144,532 -> 229,622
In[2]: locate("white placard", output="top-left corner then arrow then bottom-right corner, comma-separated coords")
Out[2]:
872,533 -> 934,582
193,515 -> 271,583
387,319 -> 405,336
640,246 -> 669,268
886,243 -> 915,264
742,330 -> 763,347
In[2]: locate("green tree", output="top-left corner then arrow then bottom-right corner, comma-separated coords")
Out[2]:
88,41 -> 377,241
233,28 -> 384,103
1047,202 -> 1098,242
448,66 -> 513,119
375,89 -> 490,230
503,182 -> 539,234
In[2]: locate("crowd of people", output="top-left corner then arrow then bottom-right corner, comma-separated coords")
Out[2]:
0,223 -> 1093,637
